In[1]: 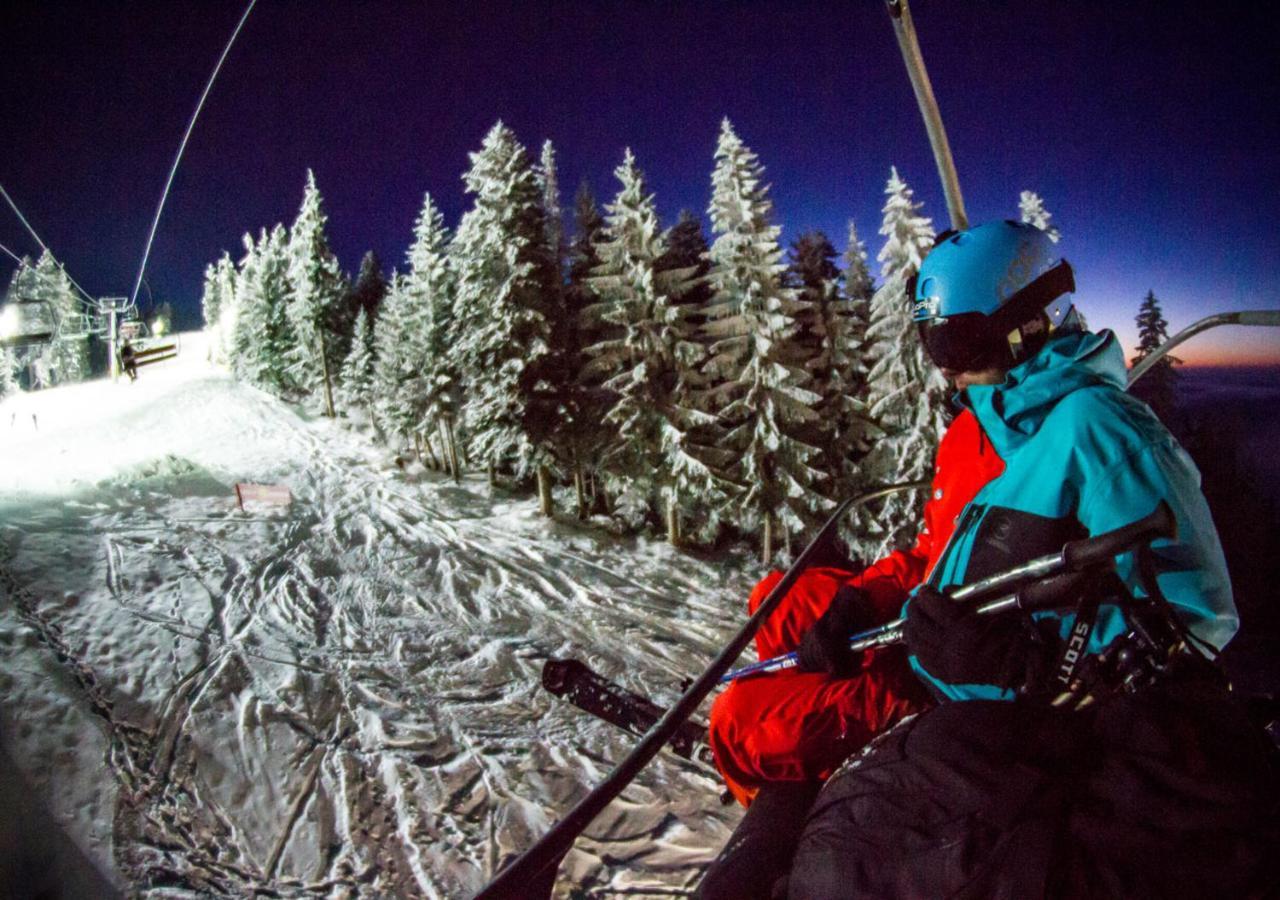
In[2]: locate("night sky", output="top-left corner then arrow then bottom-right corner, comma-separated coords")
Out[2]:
2,1 -> 1277,365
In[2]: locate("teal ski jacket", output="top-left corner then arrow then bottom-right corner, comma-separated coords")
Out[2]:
907,329 -> 1238,701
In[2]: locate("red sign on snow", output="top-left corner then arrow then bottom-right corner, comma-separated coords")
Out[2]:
234,483 -> 292,511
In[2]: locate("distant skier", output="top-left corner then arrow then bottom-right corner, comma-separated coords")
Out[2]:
120,340 -> 138,382
699,222 -> 1271,899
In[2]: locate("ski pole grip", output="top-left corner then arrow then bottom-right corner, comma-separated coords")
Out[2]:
1012,570 -> 1093,613
1060,501 -> 1176,571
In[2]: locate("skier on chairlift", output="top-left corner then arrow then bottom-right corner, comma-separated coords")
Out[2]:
699,221 -> 1274,899
120,339 -> 138,382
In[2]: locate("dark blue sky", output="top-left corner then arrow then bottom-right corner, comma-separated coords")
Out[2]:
2,1 -> 1277,364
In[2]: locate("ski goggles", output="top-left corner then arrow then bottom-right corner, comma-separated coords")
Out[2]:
915,259 -> 1076,372
916,314 -> 1010,372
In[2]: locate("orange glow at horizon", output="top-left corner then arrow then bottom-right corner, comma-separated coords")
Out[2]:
1120,339 -> 1280,368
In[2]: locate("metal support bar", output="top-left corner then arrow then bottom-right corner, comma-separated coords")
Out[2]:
885,0 -> 968,231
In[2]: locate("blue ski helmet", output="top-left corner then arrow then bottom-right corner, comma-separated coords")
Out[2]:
911,220 -> 1076,371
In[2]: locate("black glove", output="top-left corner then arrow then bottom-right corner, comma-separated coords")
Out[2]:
904,585 -> 1048,689
796,585 -> 875,677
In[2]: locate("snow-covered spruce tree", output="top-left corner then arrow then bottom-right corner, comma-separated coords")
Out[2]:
581,149 -> 707,540
530,138 -> 577,513
201,262 -> 221,328
201,252 -> 235,361
346,250 -> 387,327
285,169 -> 348,412
337,308 -> 376,420
538,140 -> 563,263
0,347 -> 16,400
232,226 -> 295,394
563,180 -> 614,518
3,258 -> 38,383
403,193 -> 458,475
653,209 -> 728,543
657,210 -> 715,378
1019,190 -> 1062,243
788,230 -> 878,506
834,218 -> 883,547
449,122 -> 560,490
702,119 -> 830,562
210,252 -> 238,364
34,250 -> 89,385
1130,289 -> 1180,424
857,167 -> 948,561
370,273 -> 411,440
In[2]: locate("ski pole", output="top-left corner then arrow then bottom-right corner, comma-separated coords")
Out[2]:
473,479 -> 928,899
720,500 -> 1176,684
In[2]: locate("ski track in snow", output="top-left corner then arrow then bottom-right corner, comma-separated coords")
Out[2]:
0,333 -> 754,898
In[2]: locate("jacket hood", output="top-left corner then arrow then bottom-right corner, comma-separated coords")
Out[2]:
958,330 -> 1126,456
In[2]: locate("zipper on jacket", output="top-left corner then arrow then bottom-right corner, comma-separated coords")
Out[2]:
928,502 -> 985,589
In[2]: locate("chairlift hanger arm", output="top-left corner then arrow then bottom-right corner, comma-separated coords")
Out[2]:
1128,310 -> 1280,385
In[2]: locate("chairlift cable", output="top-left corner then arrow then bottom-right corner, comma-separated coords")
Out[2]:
0,239 -> 22,266
129,0 -> 258,310
0,183 -> 97,307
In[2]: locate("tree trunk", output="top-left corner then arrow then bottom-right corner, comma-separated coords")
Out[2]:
667,495 -> 681,547
422,432 -> 442,471
318,334 -> 335,419
762,514 -> 774,565
574,466 -> 587,521
439,419 -> 459,480
537,465 -> 554,518
413,432 -> 423,463
488,461 -> 497,488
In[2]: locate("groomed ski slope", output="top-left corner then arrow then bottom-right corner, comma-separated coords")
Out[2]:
0,332 -> 756,897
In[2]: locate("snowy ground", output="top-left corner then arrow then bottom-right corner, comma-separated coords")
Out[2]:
0,333 -> 756,897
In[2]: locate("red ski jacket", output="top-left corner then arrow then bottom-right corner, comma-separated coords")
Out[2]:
711,409 -> 1005,804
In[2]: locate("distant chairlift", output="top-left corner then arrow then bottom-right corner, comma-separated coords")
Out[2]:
118,316 -> 178,369
0,296 -> 56,348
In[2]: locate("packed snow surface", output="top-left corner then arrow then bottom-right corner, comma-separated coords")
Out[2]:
0,333 -> 755,897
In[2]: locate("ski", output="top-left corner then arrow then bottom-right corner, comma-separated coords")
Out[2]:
541,658 -> 715,767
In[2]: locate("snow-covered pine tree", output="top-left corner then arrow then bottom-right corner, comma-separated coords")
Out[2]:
1018,190 -> 1062,243
563,181 -> 614,518
538,140 -> 563,262
403,193 -> 458,475
703,119 -> 829,562
371,272 -> 413,442
581,149 -> 706,539
788,230 -> 878,505
232,226 -> 294,394
1130,289 -> 1180,424
657,210 -> 715,379
201,261 -> 221,328
285,169 -> 348,412
1,259 -> 37,390
834,218 -> 884,546
0,347 -> 16,400
652,209 -> 727,543
346,251 -> 387,326
230,232 -> 260,380
210,252 -> 238,364
449,121 -> 559,488
858,167 -> 948,561
34,250 -> 88,385
3,256 -> 38,305
337,308 -> 376,420
530,138 -> 575,513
